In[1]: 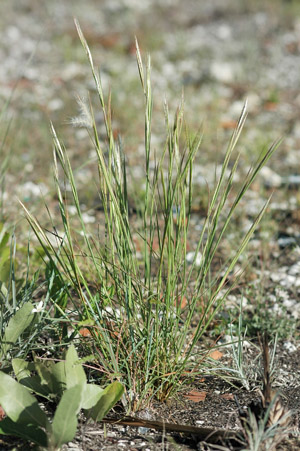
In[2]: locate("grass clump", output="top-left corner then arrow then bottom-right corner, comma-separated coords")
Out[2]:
21,20 -> 279,411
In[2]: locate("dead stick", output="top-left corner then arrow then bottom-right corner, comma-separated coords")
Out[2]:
102,415 -> 241,443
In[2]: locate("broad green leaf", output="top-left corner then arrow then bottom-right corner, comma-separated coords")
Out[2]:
0,280 -> 7,297
0,247 -> 11,283
81,383 -> 104,410
85,381 -> 124,422
18,375 -> 51,399
0,225 -> 9,251
34,360 -> 55,389
0,372 -> 49,429
65,345 -> 86,389
0,417 -> 48,447
51,361 -> 67,395
12,359 -> 31,381
1,302 -> 34,357
12,358 -> 51,398
51,384 -> 83,448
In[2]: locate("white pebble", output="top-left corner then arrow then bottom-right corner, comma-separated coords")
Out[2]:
186,251 -> 202,267
283,342 -> 297,352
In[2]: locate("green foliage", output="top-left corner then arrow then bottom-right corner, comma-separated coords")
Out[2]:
0,371 -> 49,447
49,384 -> 83,450
0,345 -> 124,450
0,223 -> 11,286
0,302 -> 35,363
241,300 -> 295,340
241,395 -> 292,451
21,21 -> 279,408
84,382 -> 124,421
44,260 -> 69,314
0,223 -> 16,301
0,223 -> 45,367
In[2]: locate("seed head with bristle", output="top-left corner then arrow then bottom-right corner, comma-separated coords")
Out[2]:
69,95 -> 93,129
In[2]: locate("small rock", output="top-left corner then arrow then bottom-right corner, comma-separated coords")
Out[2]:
75,129 -> 89,140
48,98 -> 64,111
270,272 -> 284,283
210,61 -> 235,83
247,92 -> 261,112
19,181 -> 48,200
282,298 -> 296,308
267,294 -> 277,303
62,62 -> 85,81
137,427 -> 149,434
289,262 -> 300,275
81,213 -> 96,224
228,100 -> 245,117
67,205 -> 78,215
186,251 -> 202,267
243,340 -> 251,349
196,420 -> 205,425
292,121 -> 300,138
259,166 -> 282,188
282,174 -> 300,187
280,274 -> 297,287
270,201 -> 291,211
278,236 -> 298,249
283,342 -> 297,352
216,24 -> 232,40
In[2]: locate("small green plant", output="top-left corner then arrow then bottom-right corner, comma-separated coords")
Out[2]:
214,309 -> 281,392
241,396 -> 292,451
204,306 -> 258,390
0,345 -> 124,450
231,280 -> 296,340
241,298 -> 295,340
227,304 -> 252,390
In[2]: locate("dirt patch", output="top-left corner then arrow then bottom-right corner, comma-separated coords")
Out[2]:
1,344 -> 299,450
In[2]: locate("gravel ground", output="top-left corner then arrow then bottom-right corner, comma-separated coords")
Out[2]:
1,0 -> 300,449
